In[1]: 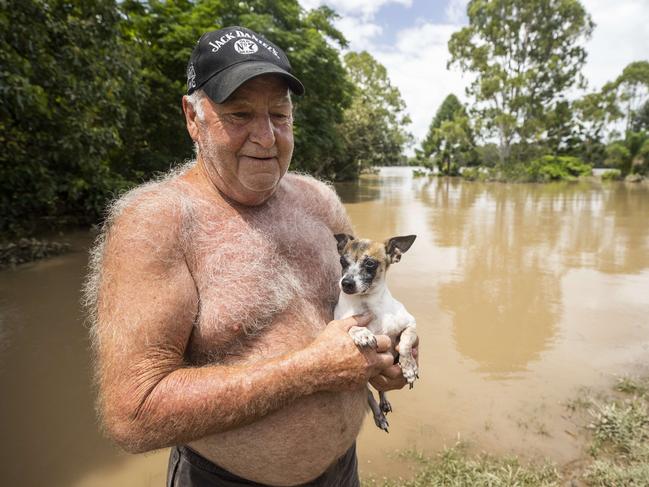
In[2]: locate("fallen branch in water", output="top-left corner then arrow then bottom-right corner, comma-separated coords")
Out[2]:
0,238 -> 71,269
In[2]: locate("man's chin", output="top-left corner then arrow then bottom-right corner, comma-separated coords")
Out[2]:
240,174 -> 280,193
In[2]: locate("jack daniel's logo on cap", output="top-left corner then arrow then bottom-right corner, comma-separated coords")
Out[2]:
234,38 -> 258,54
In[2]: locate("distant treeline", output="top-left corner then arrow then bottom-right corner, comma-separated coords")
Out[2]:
0,0 -> 410,237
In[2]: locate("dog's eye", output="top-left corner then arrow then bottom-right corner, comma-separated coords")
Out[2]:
365,260 -> 378,270
340,256 -> 348,268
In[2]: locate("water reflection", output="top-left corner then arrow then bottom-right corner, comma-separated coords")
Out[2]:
416,178 -> 649,376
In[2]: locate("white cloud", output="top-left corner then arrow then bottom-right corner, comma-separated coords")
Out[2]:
299,0 -> 412,19
581,0 -> 649,90
334,16 -> 383,50
372,23 -> 471,148
445,0 -> 468,24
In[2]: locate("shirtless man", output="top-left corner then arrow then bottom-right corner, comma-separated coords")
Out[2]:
85,27 -> 412,487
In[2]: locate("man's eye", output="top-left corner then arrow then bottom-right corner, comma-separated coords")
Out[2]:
340,256 -> 348,268
231,112 -> 251,119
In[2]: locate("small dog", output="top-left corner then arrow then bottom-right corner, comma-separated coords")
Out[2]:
333,233 -> 418,432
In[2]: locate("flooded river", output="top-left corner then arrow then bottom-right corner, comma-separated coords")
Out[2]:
1,167 -> 648,486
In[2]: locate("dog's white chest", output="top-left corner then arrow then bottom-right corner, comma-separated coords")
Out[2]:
334,291 -> 415,338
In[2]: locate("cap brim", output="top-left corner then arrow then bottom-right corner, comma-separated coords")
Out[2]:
202,62 -> 305,103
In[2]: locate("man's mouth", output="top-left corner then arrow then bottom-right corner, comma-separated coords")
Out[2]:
241,154 -> 277,161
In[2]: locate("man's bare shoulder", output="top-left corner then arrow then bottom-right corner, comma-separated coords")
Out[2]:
281,172 -> 351,233
99,166 -> 194,264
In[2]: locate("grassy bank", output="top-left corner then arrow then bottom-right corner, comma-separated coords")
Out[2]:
364,376 -> 649,486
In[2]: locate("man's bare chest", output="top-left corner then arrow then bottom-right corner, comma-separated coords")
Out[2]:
184,203 -> 340,362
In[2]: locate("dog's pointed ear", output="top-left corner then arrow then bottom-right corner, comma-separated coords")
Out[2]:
334,233 -> 354,255
385,235 -> 416,263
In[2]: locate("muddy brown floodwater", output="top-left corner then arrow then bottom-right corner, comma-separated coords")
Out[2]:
1,167 -> 648,486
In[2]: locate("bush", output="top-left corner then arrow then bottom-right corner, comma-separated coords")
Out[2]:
526,155 -> 591,182
601,169 -> 622,181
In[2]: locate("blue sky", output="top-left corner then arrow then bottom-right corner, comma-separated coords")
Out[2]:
298,0 -> 649,150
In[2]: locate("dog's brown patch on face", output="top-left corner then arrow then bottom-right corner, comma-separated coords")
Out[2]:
345,240 -> 387,267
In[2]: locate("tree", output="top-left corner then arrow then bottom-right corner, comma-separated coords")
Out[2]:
605,132 -> 649,176
631,100 -> 649,133
572,61 -> 649,164
0,0 -> 141,236
420,94 -> 475,174
612,61 -> 649,133
448,0 -> 594,164
336,51 -> 412,179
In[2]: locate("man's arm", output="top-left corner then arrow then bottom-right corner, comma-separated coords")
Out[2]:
93,196 -> 394,454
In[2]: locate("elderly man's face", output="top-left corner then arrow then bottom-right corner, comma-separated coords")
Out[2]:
193,75 -> 294,206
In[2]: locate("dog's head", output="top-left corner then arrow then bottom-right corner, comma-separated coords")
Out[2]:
334,233 -> 416,295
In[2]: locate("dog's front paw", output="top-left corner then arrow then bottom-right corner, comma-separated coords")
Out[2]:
349,327 -> 377,349
399,354 -> 418,389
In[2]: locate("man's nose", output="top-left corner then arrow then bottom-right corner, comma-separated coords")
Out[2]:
249,114 -> 276,148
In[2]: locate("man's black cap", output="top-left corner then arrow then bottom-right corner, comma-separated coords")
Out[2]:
186,26 -> 305,103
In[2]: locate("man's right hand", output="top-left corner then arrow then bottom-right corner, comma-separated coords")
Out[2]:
306,313 -> 394,392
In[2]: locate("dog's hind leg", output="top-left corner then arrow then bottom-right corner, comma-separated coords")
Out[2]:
367,388 -> 389,433
379,391 -> 392,414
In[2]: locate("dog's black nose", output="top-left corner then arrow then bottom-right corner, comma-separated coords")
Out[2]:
341,277 -> 356,294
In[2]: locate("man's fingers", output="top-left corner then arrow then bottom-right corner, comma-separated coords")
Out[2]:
375,335 -> 391,353
380,364 -> 404,380
369,374 -> 407,392
378,352 -> 394,369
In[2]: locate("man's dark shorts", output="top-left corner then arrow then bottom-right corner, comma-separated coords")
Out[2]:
166,444 -> 361,487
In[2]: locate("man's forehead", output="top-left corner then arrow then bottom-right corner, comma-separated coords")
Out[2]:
224,75 -> 291,105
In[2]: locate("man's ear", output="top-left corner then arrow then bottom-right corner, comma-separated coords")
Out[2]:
182,96 -> 200,142
385,235 -> 416,263
334,233 -> 354,255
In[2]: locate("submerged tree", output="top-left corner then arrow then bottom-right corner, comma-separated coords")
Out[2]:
448,0 -> 594,164
421,94 -> 476,174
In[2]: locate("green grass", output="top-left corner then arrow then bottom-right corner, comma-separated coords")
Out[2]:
363,376 -> 649,486
583,377 -> 649,485
362,444 -> 560,487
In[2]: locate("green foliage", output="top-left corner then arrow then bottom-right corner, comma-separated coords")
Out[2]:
448,0 -> 594,164
1,0 -> 364,237
420,94 -> 476,175
605,131 -> 649,175
475,143 -> 500,167
632,100 -> 649,133
525,155 -> 591,182
1,0 -> 140,236
614,61 -> 649,133
601,169 -> 622,181
335,51 -> 411,179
